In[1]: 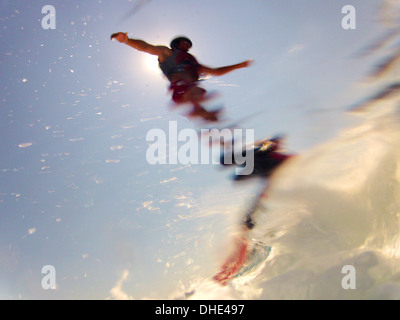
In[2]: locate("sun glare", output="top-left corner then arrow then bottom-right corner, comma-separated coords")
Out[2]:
143,55 -> 160,75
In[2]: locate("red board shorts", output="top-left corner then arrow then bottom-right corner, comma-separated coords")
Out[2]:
169,80 -> 205,104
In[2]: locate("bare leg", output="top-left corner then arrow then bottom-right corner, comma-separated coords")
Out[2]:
183,86 -> 222,122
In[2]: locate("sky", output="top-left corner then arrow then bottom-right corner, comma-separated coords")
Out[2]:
0,0 -> 389,299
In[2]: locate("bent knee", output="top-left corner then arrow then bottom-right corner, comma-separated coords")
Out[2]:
185,86 -> 206,100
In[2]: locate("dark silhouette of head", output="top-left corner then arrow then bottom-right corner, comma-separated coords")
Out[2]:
170,36 -> 193,51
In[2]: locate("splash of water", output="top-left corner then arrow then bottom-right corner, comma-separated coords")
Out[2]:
180,0 -> 400,300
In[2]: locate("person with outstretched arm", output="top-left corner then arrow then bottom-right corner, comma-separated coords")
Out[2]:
111,32 -> 252,121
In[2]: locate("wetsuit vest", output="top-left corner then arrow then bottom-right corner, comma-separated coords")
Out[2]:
159,48 -> 200,82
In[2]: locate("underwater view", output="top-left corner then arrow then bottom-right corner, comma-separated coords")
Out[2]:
1,0 -> 400,300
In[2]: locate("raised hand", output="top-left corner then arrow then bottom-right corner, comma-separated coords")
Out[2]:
110,32 -> 128,43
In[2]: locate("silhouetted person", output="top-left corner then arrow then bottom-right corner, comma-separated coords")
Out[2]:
111,33 -> 252,121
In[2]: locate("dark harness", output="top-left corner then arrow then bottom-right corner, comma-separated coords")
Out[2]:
159,49 -> 200,82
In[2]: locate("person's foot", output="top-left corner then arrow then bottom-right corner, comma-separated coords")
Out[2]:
187,106 -> 224,122
187,110 -> 217,121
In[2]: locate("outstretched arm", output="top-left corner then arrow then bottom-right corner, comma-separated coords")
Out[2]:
111,32 -> 170,57
200,60 -> 253,77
